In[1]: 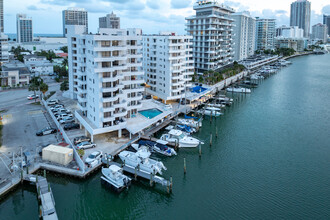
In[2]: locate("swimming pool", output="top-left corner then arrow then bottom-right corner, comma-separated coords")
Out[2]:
138,108 -> 163,119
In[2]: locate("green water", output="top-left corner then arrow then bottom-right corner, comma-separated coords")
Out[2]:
1,54 -> 330,219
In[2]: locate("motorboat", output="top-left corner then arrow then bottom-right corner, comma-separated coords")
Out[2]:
136,140 -> 177,157
250,74 -> 264,80
208,103 -> 226,108
239,80 -> 258,88
160,129 -> 203,148
101,165 -> 131,193
217,95 -> 233,102
197,107 -> 223,117
176,124 -> 196,134
177,118 -> 201,128
226,87 -> 251,93
118,151 -> 167,175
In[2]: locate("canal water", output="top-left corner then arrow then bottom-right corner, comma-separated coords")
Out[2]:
1,54 -> 330,219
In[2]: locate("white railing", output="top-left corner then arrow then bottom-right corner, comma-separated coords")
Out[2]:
42,100 -> 85,172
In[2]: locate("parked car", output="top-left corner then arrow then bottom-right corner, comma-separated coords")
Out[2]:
56,113 -> 73,121
74,136 -> 91,145
36,127 -> 57,136
27,94 -> 39,100
47,99 -> 59,106
76,141 -> 96,150
64,123 -> 79,130
59,117 -> 74,124
85,151 -> 102,164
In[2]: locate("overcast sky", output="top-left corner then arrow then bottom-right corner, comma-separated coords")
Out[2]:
4,0 -> 330,34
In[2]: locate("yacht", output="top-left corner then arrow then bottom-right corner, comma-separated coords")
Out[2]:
133,140 -> 177,157
250,74 -> 264,80
118,151 -> 167,175
197,106 -> 223,117
160,129 -> 203,148
208,103 -> 226,108
177,118 -> 201,128
101,165 -> 131,193
226,87 -> 251,93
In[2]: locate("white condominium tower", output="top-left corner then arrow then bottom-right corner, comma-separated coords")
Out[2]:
62,8 -> 88,37
311,23 -> 328,44
99,12 -> 120,29
255,18 -> 276,51
186,0 -> 235,73
67,26 -> 144,138
290,0 -> 311,38
232,12 -> 256,61
16,14 -> 33,43
0,0 -> 3,32
143,32 -> 194,103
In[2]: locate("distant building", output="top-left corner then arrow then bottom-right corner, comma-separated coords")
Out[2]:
255,18 -> 276,50
186,0 -> 235,73
1,60 -> 30,87
16,14 -> 33,43
62,8 -> 88,37
311,23 -> 328,43
0,0 -> 4,33
276,26 -> 304,38
143,32 -> 194,102
323,15 -> 330,36
99,12 -> 120,29
232,12 -> 256,61
275,38 -> 307,52
23,55 -> 54,76
0,33 -> 9,63
290,0 -> 311,38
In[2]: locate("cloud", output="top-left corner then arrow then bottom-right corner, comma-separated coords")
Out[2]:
170,0 -> 192,9
27,5 -> 42,11
40,0 -> 87,6
146,0 -> 159,10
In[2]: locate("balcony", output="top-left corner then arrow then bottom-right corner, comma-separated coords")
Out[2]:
102,83 -> 124,93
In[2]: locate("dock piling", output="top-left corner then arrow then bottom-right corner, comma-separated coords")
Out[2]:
199,142 -> 202,157
170,176 -> 173,192
216,127 -> 218,138
184,158 -> 186,174
210,134 -> 213,146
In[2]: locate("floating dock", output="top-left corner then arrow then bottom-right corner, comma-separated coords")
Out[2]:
24,174 -> 58,220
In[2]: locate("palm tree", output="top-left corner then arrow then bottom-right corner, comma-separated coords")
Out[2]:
40,83 -> 49,100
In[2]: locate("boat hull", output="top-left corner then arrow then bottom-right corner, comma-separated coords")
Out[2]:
101,176 -> 131,193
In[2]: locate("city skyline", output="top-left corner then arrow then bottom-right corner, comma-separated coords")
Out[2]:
2,0 -> 330,34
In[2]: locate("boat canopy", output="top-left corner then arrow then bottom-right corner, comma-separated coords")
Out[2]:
168,129 -> 183,136
184,115 -> 198,120
190,86 -> 207,93
109,165 -> 122,173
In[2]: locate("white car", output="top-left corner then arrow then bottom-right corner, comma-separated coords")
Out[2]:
59,117 -> 74,124
76,141 -> 96,150
85,151 -> 103,164
48,99 -> 59,106
27,94 -> 39,100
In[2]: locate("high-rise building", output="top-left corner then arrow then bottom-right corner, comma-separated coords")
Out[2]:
232,12 -> 256,61
16,14 -> 33,43
0,0 -> 4,33
323,15 -> 330,36
186,0 -> 235,73
67,25 -> 144,138
255,18 -> 276,51
99,12 -> 120,29
290,0 -> 311,38
311,23 -> 328,43
62,8 -> 88,37
143,32 -> 194,102
276,26 -> 304,38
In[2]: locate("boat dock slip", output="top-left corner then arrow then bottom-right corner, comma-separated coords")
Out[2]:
101,161 -> 172,191
140,136 -> 176,148
23,174 -> 58,220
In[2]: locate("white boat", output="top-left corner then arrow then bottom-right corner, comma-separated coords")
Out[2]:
177,118 -> 201,128
160,129 -> 203,148
118,151 -> 167,175
198,107 -> 223,117
101,165 -> 131,193
217,95 -> 233,102
133,140 -> 177,157
226,87 -> 251,93
208,103 -> 226,108
250,74 -> 264,80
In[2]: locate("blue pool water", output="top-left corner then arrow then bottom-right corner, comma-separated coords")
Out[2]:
139,108 -> 162,119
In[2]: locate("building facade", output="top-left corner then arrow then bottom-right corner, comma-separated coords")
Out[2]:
276,25 -> 304,38
186,0 -> 235,73
23,55 -> 54,75
16,14 -> 33,43
1,60 -> 30,87
67,25 -> 144,137
232,12 -> 256,61
323,15 -> 330,36
62,8 -> 88,37
275,38 -> 307,52
311,23 -> 328,43
290,0 -> 311,38
0,0 -> 3,33
0,33 -> 8,63
99,12 -> 120,29
255,18 -> 276,51
143,32 -> 194,102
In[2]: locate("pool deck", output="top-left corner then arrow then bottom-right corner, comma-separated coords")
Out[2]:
126,100 -> 173,135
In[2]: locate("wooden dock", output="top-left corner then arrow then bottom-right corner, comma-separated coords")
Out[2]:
24,174 -> 58,220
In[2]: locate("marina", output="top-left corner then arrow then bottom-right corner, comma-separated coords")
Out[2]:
1,53 -> 330,219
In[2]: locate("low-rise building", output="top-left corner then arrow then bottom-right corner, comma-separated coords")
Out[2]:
276,25 -> 304,38
275,37 -> 307,52
1,60 -> 30,87
0,32 -> 9,63
143,32 -> 194,103
23,54 -> 54,75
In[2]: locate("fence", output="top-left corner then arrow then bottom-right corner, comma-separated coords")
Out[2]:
42,100 -> 85,172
